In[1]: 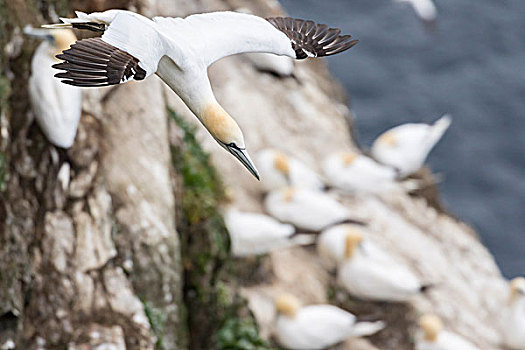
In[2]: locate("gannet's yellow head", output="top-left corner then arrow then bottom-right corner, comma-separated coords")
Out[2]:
419,314 -> 443,342
378,131 -> 397,147
274,151 -> 290,177
50,29 -> 77,54
341,152 -> 358,166
344,230 -> 363,259
202,103 -> 259,180
509,277 -> 525,303
24,26 -> 77,58
275,293 -> 301,318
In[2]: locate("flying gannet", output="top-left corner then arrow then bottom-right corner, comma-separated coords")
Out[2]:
337,231 -> 429,302
394,0 -> 437,26
45,10 -> 359,179
256,149 -> 325,192
24,26 -> 81,148
500,277 -> 525,349
264,187 -> 359,231
416,314 -> 480,350
317,224 -> 387,271
323,151 -> 420,194
223,208 -> 315,257
274,293 -> 385,350
371,114 -> 451,177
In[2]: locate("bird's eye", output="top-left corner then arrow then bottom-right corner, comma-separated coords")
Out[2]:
228,142 -> 236,148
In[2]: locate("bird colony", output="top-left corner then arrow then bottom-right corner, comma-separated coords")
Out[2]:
23,5 -> 523,350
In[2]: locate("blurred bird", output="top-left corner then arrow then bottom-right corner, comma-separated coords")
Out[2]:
256,149 -> 325,192
45,10 -> 358,180
24,26 -> 81,148
500,277 -> 525,349
317,224 -> 387,270
323,151 -> 420,194
371,114 -> 451,177
416,314 -> 480,350
394,0 -> 437,27
223,208 -> 315,257
264,187 -> 360,231
274,293 -> 385,350
337,231 -> 429,302
244,52 -> 296,78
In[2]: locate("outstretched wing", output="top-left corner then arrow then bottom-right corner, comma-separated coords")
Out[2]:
53,12 -> 167,87
266,17 -> 359,59
153,11 -> 358,67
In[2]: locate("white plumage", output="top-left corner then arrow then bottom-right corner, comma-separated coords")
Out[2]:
371,114 -> 451,177
223,208 -> 315,257
500,277 -> 525,349
264,187 -> 351,231
274,294 -> 384,350
256,149 -> 324,192
25,28 -> 81,148
46,10 -> 358,179
317,224 -> 387,270
416,314 -> 480,350
323,151 -> 419,194
395,0 -> 438,24
337,231 -> 426,302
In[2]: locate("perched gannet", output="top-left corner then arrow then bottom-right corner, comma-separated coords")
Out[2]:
416,314 -> 480,350
274,293 -> 385,350
24,26 -> 81,148
323,151 -> 420,194
500,277 -> 525,349
395,0 -> 437,26
256,149 -> 324,192
45,10 -> 358,179
337,231 -> 428,302
317,224 -> 387,270
264,187 -> 356,231
371,114 -> 451,177
223,208 -> 315,257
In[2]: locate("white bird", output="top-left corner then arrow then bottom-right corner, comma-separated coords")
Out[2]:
44,10 -> 358,179
264,187 -> 357,231
223,208 -> 315,257
317,224 -> 387,270
395,0 -> 438,25
24,26 -> 81,148
256,149 -> 324,192
233,7 -> 296,78
337,231 -> 428,302
323,151 -> 420,194
416,314 -> 480,350
274,293 -> 385,350
371,114 -> 451,177
500,277 -> 525,349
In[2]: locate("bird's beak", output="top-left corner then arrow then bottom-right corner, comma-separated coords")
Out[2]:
226,145 -> 260,180
23,25 -> 53,41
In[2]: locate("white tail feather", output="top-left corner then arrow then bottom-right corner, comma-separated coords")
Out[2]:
289,234 -> 316,246
349,321 -> 385,337
401,178 -> 423,191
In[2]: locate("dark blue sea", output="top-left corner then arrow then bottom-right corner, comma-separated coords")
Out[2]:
280,0 -> 525,278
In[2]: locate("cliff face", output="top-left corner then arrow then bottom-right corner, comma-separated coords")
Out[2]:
0,0 -> 509,349
164,0 -> 508,349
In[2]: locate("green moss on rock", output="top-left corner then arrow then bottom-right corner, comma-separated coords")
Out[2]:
169,109 -> 272,350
